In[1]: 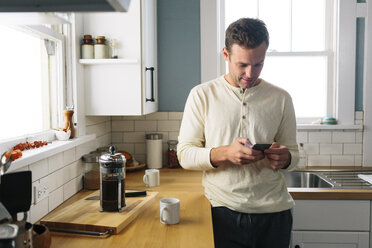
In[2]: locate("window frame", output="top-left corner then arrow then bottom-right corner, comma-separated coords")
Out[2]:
0,17 -> 69,150
200,0 -> 359,126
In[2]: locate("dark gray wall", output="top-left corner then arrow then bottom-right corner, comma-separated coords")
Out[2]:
157,0 -> 200,112
355,18 -> 365,111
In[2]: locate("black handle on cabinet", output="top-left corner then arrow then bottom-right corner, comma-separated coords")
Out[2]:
295,245 -> 300,248
146,67 -> 155,102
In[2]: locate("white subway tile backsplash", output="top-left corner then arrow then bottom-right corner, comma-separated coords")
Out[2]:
134,121 -> 157,132
48,153 -> 63,173
169,131 -> 180,141
47,168 -> 64,192
86,121 -> 109,137
356,131 -> 363,143
168,112 -> 183,120
355,155 -> 363,166
111,132 -> 123,143
355,111 -> 363,120
85,116 -> 110,126
296,132 -> 308,144
29,159 -> 48,182
355,119 -> 363,125
309,131 -> 332,143
145,112 -> 168,120
75,141 -> 96,160
343,144 -> 362,155
303,144 -> 319,155
96,133 -> 111,148
123,132 -> 146,143
68,160 -> 83,180
307,155 -> 331,166
332,131 -> 355,143
134,143 -> 146,155
30,197 -> 49,224
63,148 -> 76,166
63,176 -> 83,201
122,115 -> 146,120
158,120 -> 180,132
112,120 -> 134,132
111,116 -> 123,121
114,144 -> 134,154
49,186 -> 63,211
319,144 -> 343,155
331,155 -> 355,166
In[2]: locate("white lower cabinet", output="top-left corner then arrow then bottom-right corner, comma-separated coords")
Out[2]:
292,231 -> 369,248
291,200 -> 370,248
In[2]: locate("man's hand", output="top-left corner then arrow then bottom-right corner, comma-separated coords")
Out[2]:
210,138 -> 265,167
264,142 -> 291,170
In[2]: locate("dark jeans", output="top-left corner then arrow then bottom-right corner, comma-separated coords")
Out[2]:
211,207 -> 292,248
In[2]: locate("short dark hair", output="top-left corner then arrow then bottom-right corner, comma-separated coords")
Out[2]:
225,18 -> 269,53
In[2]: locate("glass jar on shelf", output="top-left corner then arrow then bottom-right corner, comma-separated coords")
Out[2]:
167,140 -> 181,168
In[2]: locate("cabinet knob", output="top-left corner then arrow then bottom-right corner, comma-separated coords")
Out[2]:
295,245 -> 301,248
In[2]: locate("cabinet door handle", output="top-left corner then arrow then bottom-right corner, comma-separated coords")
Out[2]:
145,67 -> 155,102
295,245 -> 300,248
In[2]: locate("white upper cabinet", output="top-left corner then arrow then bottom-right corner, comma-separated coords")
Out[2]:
79,0 -> 157,116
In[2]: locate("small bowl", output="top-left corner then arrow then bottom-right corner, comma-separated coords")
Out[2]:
55,130 -> 71,141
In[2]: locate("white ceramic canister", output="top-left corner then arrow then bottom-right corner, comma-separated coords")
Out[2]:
146,133 -> 163,169
94,36 -> 108,59
81,34 -> 94,59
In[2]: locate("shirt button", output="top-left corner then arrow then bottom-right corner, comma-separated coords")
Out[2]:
242,115 -> 246,119
243,102 -> 247,106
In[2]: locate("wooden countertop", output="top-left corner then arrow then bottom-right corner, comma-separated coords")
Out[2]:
289,188 -> 372,200
48,168 -> 372,247
49,169 -> 214,248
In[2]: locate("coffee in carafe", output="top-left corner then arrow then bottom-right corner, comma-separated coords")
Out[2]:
99,146 -> 126,212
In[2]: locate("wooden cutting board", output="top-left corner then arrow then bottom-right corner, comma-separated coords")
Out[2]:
40,190 -> 158,234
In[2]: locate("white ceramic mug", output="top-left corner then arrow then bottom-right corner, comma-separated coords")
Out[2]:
143,169 -> 160,187
160,198 -> 180,225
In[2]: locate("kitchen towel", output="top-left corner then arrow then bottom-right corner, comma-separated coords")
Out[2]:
357,174 -> 372,184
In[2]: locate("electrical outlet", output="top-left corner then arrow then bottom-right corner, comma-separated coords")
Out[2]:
34,181 -> 49,204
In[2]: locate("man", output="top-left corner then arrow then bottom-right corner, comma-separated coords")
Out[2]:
177,18 -> 299,248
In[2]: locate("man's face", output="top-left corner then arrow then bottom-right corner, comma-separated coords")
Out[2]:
223,42 -> 267,89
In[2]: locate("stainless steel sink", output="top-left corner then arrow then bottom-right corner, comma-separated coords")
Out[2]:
283,172 -> 334,188
283,170 -> 372,189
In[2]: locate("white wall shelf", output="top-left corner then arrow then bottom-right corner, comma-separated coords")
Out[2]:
79,58 -> 139,65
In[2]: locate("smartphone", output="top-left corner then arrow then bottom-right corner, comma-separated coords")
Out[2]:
251,143 -> 272,151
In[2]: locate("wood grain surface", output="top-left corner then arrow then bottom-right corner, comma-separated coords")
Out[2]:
47,169 -> 214,248
41,190 -> 158,234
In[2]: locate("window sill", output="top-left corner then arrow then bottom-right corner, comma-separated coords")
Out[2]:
297,124 -> 363,131
7,134 -> 96,173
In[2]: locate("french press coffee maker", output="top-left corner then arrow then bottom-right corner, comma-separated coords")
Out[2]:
99,146 -> 126,212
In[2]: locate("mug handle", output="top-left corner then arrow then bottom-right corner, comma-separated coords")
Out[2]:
160,207 -> 169,223
143,174 -> 149,186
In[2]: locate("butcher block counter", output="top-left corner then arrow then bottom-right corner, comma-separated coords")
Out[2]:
47,169 -> 214,248
46,168 -> 372,247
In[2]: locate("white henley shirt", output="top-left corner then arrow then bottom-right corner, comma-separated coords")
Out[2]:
177,76 -> 299,213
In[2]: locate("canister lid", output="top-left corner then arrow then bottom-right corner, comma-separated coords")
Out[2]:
146,133 -> 163,140
167,140 -> 178,145
99,146 -> 126,168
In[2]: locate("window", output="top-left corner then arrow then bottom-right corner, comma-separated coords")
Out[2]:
200,0 -> 360,125
224,0 -> 333,122
0,24 -> 66,141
